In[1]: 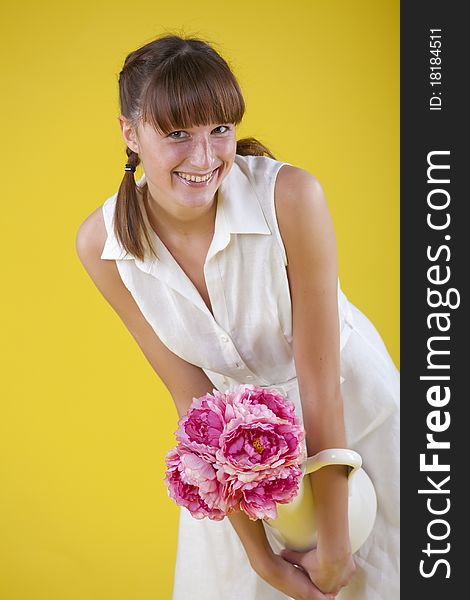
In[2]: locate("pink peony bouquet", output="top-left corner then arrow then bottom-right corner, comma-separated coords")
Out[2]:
164,384 -> 306,522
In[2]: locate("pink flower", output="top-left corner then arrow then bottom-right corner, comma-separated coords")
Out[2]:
216,401 -> 305,482
239,465 -> 303,520
235,385 -> 300,426
164,446 -> 227,520
164,384 -> 307,522
175,390 -> 227,461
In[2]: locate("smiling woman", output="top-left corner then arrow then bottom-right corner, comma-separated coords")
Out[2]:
75,33 -> 400,600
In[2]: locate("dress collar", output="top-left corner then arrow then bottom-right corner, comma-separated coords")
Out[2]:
100,156 -> 272,317
100,154 -> 271,264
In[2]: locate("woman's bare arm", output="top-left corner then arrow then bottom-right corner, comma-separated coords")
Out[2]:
273,166 -> 355,593
74,206 -> 276,571
75,206 -> 216,416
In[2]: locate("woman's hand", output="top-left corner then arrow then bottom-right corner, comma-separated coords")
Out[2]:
254,552 -> 336,600
279,546 -> 356,596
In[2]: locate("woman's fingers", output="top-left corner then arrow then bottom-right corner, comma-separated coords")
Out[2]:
259,552 -> 335,600
284,560 -> 335,600
280,547 -> 354,595
282,549 -> 306,566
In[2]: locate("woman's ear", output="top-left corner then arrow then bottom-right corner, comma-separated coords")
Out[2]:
118,116 -> 139,153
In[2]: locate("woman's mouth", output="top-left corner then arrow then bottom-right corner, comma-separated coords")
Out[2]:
174,167 -> 219,187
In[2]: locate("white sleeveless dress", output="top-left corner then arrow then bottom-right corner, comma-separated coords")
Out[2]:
100,154 -> 400,599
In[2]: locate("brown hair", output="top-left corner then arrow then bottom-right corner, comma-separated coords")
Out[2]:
115,34 -> 275,261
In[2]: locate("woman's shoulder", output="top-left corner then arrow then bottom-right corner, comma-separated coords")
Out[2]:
235,153 -> 323,199
273,163 -> 332,265
75,179 -> 131,263
75,202 -> 108,265
275,163 -> 325,208
276,163 -> 323,200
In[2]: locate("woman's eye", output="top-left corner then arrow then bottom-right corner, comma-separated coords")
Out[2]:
213,125 -> 231,134
168,131 -> 188,140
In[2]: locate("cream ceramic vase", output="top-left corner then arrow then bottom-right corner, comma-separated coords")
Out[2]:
264,449 -> 377,553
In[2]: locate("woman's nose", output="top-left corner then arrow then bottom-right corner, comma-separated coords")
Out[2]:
189,136 -> 215,170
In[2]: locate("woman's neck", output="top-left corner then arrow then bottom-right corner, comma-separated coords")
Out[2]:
143,186 -> 218,246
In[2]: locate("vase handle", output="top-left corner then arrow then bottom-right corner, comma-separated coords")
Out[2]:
301,448 -> 362,478
264,448 -> 375,553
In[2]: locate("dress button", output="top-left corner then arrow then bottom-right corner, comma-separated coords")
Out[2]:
235,362 -> 242,368
220,335 -> 229,342
246,375 -> 253,380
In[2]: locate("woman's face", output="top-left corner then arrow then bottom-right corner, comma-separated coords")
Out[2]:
121,117 -> 237,214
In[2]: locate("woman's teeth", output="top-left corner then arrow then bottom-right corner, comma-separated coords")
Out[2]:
175,169 -> 216,183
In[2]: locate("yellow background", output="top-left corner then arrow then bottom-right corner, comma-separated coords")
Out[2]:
0,1 -> 399,598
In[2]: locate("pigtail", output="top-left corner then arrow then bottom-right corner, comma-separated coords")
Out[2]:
236,137 -> 276,160
114,148 -> 157,261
